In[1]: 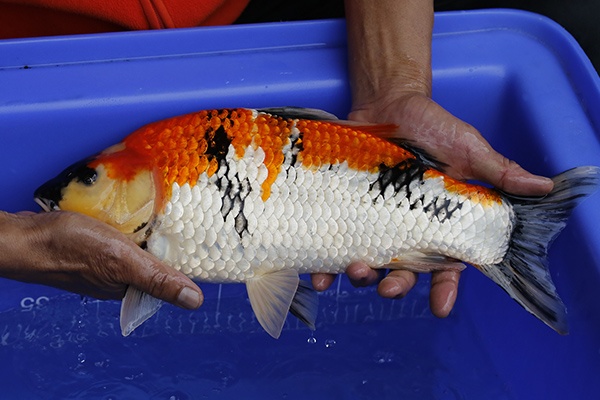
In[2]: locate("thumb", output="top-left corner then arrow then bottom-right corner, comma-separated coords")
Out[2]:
465,138 -> 553,196
128,251 -> 203,310
473,156 -> 553,196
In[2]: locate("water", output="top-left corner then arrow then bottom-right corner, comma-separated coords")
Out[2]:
0,278 -> 512,399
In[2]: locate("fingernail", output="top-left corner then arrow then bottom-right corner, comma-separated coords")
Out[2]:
177,286 -> 203,309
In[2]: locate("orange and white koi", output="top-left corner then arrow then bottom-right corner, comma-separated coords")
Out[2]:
34,107 -> 600,338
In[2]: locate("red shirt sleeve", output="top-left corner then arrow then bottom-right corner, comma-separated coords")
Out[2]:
0,0 -> 250,38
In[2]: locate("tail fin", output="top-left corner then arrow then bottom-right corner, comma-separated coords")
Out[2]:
478,166 -> 600,334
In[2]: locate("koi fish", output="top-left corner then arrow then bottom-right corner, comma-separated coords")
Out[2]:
34,107 -> 600,339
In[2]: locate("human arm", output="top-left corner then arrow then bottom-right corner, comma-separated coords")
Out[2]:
312,0 -> 554,317
0,210 -> 203,309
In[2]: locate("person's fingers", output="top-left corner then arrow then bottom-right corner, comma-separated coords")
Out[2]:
346,262 -> 382,287
353,94 -> 555,197
467,147 -> 554,196
429,269 -> 460,318
117,245 -> 203,310
377,269 -> 418,299
311,273 -> 336,291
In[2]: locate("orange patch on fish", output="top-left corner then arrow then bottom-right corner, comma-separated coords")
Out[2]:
93,109 -> 420,205
295,120 -> 415,172
88,147 -> 153,182
424,169 -> 503,206
245,114 -> 292,201
97,108 -> 295,202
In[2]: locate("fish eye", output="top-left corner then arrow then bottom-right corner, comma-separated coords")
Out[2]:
76,167 -> 98,186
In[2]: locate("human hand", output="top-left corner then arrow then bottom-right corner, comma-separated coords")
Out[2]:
312,262 -> 460,318
349,92 -> 554,196
0,211 -> 203,309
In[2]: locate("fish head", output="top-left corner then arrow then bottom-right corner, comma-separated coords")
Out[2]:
34,144 -> 160,244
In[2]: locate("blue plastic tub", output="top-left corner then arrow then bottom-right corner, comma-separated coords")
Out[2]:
1,9 -> 599,399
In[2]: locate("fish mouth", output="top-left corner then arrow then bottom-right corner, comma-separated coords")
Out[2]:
34,197 -> 60,212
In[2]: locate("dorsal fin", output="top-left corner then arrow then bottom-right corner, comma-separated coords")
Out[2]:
257,106 -> 339,121
384,138 -> 448,171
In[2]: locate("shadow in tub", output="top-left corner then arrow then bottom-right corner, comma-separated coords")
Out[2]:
0,277 -> 512,400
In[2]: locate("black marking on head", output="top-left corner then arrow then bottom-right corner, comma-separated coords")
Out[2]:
34,157 -> 97,210
76,167 -> 98,186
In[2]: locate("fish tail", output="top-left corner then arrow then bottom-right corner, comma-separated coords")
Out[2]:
477,166 -> 600,334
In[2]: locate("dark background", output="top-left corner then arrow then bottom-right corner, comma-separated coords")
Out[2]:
237,0 -> 600,73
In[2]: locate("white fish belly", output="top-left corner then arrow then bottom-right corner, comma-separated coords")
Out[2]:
147,143 -> 514,283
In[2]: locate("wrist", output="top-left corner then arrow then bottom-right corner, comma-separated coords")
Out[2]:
348,90 -> 431,127
0,212 -> 45,279
344,0 -> 434,113
349,65 -> 432,115
0,212 -> 22,273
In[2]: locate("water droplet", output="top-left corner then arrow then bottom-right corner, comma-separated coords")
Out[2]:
325,339 -> 336,348
373,351 -> 394,364
94,359 -> 110,368
307,336 -> 317,344
77,352 -> 86,364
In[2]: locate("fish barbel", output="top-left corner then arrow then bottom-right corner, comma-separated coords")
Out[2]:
34,107 -> 600,338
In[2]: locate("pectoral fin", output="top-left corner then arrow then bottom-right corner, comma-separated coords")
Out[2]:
385,252 -> 466,273
120,286 -> 164,337
246,269 -> 299,339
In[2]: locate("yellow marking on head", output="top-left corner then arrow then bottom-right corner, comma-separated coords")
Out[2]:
58,164 -> 158,242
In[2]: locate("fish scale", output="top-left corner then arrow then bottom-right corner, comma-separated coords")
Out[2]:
34,107 -> 600,338
146,116 -> 514,282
